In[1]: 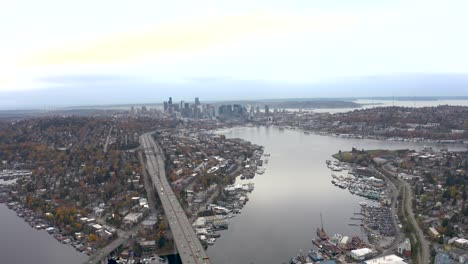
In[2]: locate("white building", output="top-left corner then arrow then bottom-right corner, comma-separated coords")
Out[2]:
455,238 -> 468,248
350,248 -> 373,261
364,254 -> 408,264
123,212 -> 143,226
192,217 -> 207,228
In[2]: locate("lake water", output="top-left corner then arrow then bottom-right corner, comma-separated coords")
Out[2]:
309,99 -> 468,113
208,126 -> 466,264
0,204 -> 88,264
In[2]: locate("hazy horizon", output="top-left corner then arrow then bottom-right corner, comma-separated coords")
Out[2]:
1,73 -> 468,110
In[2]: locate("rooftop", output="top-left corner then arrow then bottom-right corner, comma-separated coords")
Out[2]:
364,254 -> 408,264
351,248 -> 373,257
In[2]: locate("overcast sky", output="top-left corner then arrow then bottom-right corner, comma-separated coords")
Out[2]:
1,0 -> 468,108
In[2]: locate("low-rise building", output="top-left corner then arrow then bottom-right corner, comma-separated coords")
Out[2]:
434,253 -> 452,264
139,240 -> 157,252
429,227 -> 441,239
454,238 -> 468,248
364,254 -> 407,264
123,212 -> 143,228
350,248 -> 373,261
397,238 -> 411,258
141,219 -> 158,231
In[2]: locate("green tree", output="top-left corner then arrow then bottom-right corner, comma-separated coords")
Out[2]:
442,218 -> 449,227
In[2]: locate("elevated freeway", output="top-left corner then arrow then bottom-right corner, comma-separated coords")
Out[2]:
141,133 -> 212,264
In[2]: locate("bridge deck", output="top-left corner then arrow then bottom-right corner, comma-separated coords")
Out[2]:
142,133 -> 212,264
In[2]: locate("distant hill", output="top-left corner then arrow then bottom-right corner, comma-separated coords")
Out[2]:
1,73 -> 468,110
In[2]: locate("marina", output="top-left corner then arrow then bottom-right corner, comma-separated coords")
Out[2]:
208,126 -> 465,264
193,182 -> 256,247
288,204 -> 396,263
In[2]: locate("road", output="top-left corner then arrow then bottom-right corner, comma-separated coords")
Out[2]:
138,151 -> 158,215
373,166 -> 405,256
84,231 -> 130,264
141,133 -> 212,264
103,126 -> 113,153
401,180 -> 430,264
381,165 -> 430,264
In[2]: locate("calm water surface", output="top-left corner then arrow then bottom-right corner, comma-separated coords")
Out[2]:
310,99 -> 468,113
0,204 -> 87,264
208,126 -> 466,264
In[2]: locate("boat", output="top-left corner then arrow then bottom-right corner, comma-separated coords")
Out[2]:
317,213 -> 329,240
317,227 -> 329,241
312,239 -> 323,248
330,166 -> 343,172
290,254 -> 307,264
308,250 -> 324,262
207,232 -> 221,238
207,238 -> 216,245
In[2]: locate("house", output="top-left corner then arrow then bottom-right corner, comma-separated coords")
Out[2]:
429,227 -> 441,239
397,238 -> 411,258
94,207 -> 105,217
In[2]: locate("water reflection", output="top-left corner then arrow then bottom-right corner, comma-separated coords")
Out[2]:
208,126 -> 465,264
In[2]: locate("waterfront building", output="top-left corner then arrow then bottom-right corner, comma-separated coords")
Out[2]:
350,248 -> 373,261
364,254 -> 407,264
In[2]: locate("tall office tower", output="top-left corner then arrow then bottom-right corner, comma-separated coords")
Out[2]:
218,105 -> 226,115
163,102 -> 168,112
183,103 -> 189,117
256,105 -> 260,114
180,101 -> 184,111
169,97 -> 173,105
265,105 -> 270,115
195,97 -> 200,106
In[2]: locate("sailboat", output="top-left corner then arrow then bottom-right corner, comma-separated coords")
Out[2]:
316,213 -> 329,240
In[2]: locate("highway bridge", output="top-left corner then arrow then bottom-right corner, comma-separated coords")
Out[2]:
84,233 -> 130,264
141,133 -> 212,264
